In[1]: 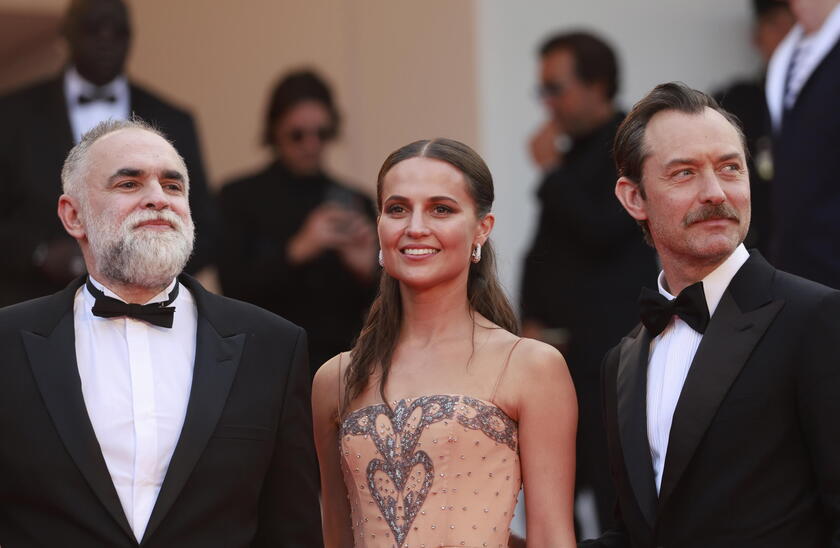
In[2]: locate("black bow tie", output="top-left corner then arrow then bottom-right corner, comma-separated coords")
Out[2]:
78,90 -> 117,104
638,282 -> 710,336
87,278 -> 178,328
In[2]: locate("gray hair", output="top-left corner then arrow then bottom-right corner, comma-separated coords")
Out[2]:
61,117 -> 188,200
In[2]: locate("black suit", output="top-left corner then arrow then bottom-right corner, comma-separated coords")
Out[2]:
0,275 -> 322,547
0,75 -> 218,306
771,37 -> 840,288
582,252 -> 840,547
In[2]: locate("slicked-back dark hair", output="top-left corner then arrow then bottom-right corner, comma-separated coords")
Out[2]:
540,30 -> 619,99
341,138 -> 519,415
613,81 -> 747,243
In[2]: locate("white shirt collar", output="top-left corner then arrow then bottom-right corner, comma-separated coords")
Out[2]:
657,244 -> 750,317
63,66 -> 130,109
766,2 -> 840,129
85,275 -> 178,306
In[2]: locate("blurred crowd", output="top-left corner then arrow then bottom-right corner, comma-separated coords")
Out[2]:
2,0 -> 838,537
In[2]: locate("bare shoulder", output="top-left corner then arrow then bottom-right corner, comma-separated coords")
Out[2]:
479,330 -> 574,421
475,313 -> 564,364
476,325 -> 568,381
313,351 -> 348,387
508,337 -> 568,378
505,338 -> 575,414
312,351 -> 351,422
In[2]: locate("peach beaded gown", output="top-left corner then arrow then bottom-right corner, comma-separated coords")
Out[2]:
340,394 -> 521,548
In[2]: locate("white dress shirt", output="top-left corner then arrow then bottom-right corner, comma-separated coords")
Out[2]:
73,276 -> 197,540
646,244 -> 750,493
63,66 -> 131,143
766,2 -> 840,130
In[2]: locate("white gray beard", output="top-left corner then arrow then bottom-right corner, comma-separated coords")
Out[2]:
85,208 -> 195,289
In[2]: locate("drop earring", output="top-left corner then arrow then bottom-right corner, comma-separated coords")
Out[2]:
378,250 -> 384,267
471,243 -> 482,263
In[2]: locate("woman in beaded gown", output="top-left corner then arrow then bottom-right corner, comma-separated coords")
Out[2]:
313,139 -> 578,548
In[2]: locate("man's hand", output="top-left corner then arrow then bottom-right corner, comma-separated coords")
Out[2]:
529,120 -> 564,171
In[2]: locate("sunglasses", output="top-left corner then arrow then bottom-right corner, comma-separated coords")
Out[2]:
286,126 -> 335,144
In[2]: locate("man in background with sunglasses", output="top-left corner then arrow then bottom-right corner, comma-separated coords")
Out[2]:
218,70 -> 378,375
520,30 -> 657,537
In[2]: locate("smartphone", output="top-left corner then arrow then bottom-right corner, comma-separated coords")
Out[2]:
323,184 -> 362,233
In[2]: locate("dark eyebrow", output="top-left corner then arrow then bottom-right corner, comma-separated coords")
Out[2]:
108,167 -> 185,183
664,152 -> 744,170
716,152 -> 743,163
161,169 -> 185,182
383,194 -> 458,204
664,158 -> 697,169
109,167 -> 144,182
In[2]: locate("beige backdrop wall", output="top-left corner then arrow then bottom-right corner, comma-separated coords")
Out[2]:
128,0 -> 479,194
0,0 -> 479,196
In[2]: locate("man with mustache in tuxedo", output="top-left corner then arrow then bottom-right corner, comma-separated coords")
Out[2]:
580,82 -> 840,548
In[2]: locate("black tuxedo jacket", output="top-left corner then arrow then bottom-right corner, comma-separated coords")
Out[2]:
0,75 -> 218,306
0,275 -> 322,547
582,252 -> 840,548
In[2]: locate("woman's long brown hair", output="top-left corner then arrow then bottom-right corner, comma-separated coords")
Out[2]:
341,138 -> 519,416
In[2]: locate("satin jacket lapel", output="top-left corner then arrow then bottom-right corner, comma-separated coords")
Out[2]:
142,278 -> 246,543
658,258 -> 784,510
616,326 -> 658,527
22,282 -> 134,540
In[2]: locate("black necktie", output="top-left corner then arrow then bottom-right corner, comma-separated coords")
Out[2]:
78,90 -> 117,104
638,282 -> 710,336
87,278 -> 178,328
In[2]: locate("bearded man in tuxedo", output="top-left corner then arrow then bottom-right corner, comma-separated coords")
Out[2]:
0,0 -> 218,306
0,119 -> 322,547
580,82 -> 840,548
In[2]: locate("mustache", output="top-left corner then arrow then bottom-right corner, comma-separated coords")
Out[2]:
126,209 -> 189,232
683,203 -> 740,226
